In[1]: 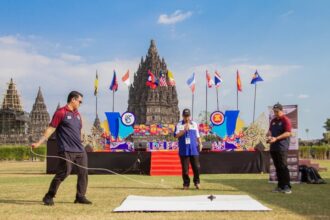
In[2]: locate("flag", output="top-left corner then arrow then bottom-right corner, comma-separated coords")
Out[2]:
206,70 -> 214,88
167,70 -> 176,86
250,70 -> 263,84
146,70 -> 158,89
121,70 -> 130,86
159,71 -> 168,87
110,70 -> 118,91
237,70 -> 242,92
214,71 -> 222,88
186,73 -> 196,93
94,71 -> 99,96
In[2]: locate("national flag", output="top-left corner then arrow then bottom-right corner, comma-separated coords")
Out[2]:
206,70 -> 214,88
109,70 -> 118,91
186,73 -> 196,93
250,70 -> 263,84
167,70 -> 176,86
159,71 -> 168,87
121,70 -> 130,86
146,70 -> 158,89
94,71 -> 99,96
214,71 -> 222,88
237,70 -> 242,92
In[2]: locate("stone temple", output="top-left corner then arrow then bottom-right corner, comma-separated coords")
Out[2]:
0,79 -> 50,144
28,87 -> 50,143
127,40 -> 180,125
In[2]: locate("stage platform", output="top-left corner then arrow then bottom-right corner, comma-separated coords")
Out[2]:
46,140 -> 270,175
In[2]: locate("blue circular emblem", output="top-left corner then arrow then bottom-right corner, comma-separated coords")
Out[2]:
121,112 -> 136,126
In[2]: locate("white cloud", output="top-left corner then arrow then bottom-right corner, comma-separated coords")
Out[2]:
0,35 -> 30,48
77,38 -> 94,47
60,53 -> 83,62
158,10 -> 192,25
298,94 -> 309,99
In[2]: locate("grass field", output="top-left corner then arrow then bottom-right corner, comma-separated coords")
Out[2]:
0,160 -> 329,220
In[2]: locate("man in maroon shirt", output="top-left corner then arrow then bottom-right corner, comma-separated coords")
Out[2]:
32,91 -> 92,205
267,103 -> 292,194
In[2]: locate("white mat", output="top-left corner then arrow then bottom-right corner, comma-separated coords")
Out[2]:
113,195 -> 271,212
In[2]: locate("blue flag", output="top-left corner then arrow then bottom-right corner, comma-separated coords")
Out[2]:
251,70 -> 263,84
110,71 -> 118,91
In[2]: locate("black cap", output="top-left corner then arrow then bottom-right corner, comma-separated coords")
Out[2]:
182,108 -> 191,116
273,102 -> 283,110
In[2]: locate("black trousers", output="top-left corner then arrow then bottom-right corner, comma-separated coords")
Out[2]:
47,151 -> 88,198
179,155 -> 200,186
270,150 -> 291,189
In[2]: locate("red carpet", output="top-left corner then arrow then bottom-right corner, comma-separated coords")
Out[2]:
150,151 -> 193,176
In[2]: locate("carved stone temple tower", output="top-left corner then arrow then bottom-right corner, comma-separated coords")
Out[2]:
0,78 -> 30,144
28,87 -> 50,143
127,40 -> 180,125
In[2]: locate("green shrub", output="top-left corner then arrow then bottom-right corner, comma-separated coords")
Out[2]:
299,146 -> 311,159
0,145 -> 46,161
299,145 -> 329,160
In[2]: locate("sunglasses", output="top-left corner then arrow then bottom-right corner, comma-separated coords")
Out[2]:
75,99 -> 83,104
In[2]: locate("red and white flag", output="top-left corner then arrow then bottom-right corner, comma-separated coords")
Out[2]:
206,70 -> 214,88
121,70 -> 130,86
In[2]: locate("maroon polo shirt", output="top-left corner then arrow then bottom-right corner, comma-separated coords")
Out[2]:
269,115 -> 292,151
50,105 -> 84,153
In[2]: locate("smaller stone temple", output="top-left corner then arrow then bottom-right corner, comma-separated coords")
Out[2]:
28,87 -> 50,143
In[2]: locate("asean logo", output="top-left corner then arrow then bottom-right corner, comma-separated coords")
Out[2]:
210,111 -> 225,126
121,112 -> 136,126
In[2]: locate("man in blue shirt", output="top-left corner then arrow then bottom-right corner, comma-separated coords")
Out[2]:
175,109 -> 203,190
32,91 -> 92,205
267,103 -> 292,194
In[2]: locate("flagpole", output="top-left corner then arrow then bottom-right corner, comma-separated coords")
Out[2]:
205,84 -> 208,124
112,90 -> 115,112
96,95 -> 98,117
236,87 -> 238,110
253,83 -> 257,123
216,87 -> 219,111
192,93 -> 194,120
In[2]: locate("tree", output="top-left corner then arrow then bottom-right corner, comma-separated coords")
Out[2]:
324,118 -> 330,131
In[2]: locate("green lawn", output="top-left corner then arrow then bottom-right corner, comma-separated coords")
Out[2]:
0,160 -> 329,220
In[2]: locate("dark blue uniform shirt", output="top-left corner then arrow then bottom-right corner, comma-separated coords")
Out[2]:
50,105 -> 84,153
269,115 -> 292,151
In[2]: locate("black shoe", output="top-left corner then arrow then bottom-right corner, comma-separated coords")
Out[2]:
74,196 -> 92,204
42,194 -> 54,206
280,185 -> 292,194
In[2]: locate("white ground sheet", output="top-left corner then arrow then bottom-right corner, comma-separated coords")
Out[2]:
113,195 -> 271,212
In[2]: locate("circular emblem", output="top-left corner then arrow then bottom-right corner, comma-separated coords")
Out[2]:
121,112 -> 136,126
210,111 -> 225,126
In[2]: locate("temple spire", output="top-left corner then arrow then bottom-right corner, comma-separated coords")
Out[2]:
127,39 -> 180,125
28,87 -> 50,142
1,78 -> 23,111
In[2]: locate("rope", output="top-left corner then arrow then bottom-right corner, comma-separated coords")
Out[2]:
30,147 -> 174,189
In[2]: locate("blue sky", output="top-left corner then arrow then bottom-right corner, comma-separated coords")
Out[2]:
0,0 -> 329,139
